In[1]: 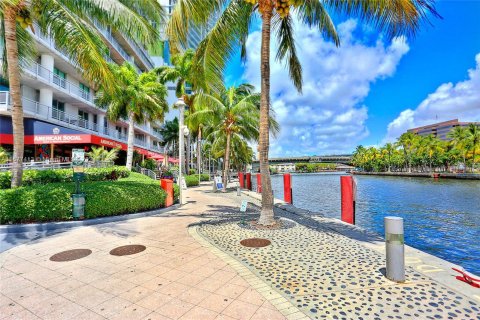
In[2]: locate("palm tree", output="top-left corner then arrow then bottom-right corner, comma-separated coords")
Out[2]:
193,84 -> 279,191
467,124 -> 480,172
397,132 -> 419,173
447,126 -> 469,171
156,49 -> 198,172
160,118 -> 180,157
422,135 -> 443,172
167,0 -> 439,225
87,146 -> 119,163
97,63 -> 169,170
1,0 -> 165,187
381,143 -> 396,172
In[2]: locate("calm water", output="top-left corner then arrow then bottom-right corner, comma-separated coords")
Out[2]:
253,172 -> 480,274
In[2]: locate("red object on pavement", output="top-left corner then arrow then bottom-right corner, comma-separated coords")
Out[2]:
161,179 -> 174,207
239,172 -> 245,189
256,174 -> 262,193
246,173 -> 252,191
283,173 -> 292,204
341,176 -> 355,224
452,267 -> 480,288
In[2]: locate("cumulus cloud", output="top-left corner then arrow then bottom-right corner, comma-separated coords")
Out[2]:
384,53 -> 480,142
242,19 -> 409,157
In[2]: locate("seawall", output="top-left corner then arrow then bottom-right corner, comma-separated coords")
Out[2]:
353,171 -> 480,180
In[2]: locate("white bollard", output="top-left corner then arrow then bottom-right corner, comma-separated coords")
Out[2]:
385,216 -> 405,282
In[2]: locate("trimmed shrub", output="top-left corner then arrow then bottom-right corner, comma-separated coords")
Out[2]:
173,184 -> 180,203
188,168 -> 197,175
0,166 -> 129,189
184,175 -> 200,187
0,173 -> 166,224
200,173 -> 210,181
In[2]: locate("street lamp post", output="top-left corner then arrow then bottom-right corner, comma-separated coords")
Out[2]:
175,98 -> 187,205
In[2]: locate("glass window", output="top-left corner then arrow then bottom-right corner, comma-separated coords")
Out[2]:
78,110 -> 89,122
79,83 -> 90,93
53,68 -> 66,79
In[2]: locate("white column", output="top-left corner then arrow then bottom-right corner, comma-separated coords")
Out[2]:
39,88 -> 53,118
40,54 -> 54,80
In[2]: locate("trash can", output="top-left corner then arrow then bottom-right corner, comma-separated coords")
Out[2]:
72,193 -> 85,219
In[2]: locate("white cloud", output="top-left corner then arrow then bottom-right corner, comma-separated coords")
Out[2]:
384,53 -> 480,142
242,19 -> 409,157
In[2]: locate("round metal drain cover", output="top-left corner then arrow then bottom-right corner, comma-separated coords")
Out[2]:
109,245 -> 146,256
240,238 -> 271,248
49,249 -> 92,262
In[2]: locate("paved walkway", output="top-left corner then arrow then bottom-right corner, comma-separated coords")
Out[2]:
1,183 -> 479,320
0,184 -> 287,320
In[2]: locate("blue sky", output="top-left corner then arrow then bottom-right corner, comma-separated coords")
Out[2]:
225,0 -> 480,156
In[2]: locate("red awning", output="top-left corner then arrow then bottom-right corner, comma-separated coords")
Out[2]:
168,158 -> 179,164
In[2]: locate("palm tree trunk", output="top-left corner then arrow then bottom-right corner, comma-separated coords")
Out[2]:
5,6 -> 24,188
126,112 -> 135,170
257,3 -> 275,226
197,128 -> 202,174
222,132 -> 231,192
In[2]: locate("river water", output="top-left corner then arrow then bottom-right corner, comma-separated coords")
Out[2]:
252,172 -> 480,274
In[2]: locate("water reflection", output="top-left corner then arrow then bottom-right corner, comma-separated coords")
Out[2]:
252,172 -> 480,274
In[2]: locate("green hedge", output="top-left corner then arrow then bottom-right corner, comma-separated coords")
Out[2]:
184,175 -> 200,187
173,184 -> 180,203
200,174 -> 210,181
0,173 -> 166,224
0,167 -> 129,189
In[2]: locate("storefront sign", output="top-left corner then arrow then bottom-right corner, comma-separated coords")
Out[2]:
31,134 -> 91,144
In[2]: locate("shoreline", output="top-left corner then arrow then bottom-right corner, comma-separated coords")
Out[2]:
236,187 -> 480,301
352,171 -> 480,180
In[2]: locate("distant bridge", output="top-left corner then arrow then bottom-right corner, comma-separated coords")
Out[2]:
252,155 -> 353,170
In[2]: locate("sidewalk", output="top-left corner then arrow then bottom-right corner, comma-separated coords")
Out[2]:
0,183 -> 287,320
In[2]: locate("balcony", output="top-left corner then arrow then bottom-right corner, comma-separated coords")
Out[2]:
93,21 -> 134,64
23,61 -> 95,106
124,37 -> 155,70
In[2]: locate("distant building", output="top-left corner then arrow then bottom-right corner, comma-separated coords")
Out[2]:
407,119 -> 479,141
271,163 -> 296,173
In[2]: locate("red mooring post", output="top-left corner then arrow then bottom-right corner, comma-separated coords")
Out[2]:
341,175 -> 355,224
239,172 -> 245,188
256,174 -> 262,193
246,173 -> 252,191
283,173 -> 292,204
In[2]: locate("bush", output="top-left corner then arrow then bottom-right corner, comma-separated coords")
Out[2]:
184,175 -> 199,187
0,166 -> 129,189
0,173 -> 166,224
188,168 -> 197,175
141,159 -> 157,171
200,173 -> 210,181
173,184 -> 180,203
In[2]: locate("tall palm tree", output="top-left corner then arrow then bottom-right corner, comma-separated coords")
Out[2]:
1,0 -> 165,187
160,118 -> 179,156
381,143 -> 396,172
467,124 -> 480,172
422,134 -> 443,172
97,63 -> 169,170
447,126 -> 469,171
192,84 -> 279,191
156,49 -> 198,173
167,0 -> 439,225
397,132 -> 419,173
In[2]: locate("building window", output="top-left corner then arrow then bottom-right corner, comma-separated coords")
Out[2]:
78,110 -> 89,128
53,68 -> 66,88
79,83 -> 90,100
52,99 -> 65,121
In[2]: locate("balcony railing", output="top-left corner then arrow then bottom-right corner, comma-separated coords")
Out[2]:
93,21 -> 134,64
23,61 -> 94,105
125,37 -> 155,69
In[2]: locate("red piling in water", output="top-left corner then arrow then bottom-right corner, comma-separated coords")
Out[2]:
341,175 -> 355,224
283,173 -> 292,204
256,174 -> 262,193
246,173 -> 252,191
239,172 -> 245,188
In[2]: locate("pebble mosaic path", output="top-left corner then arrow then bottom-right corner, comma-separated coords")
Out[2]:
196,215 -> 480,319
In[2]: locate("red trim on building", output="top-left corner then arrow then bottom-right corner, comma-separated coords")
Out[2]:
0,133 -> 165,159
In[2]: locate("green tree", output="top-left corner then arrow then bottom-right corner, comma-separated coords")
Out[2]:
447,126 -> 469,170
97,63 -> 168,170
168,0 -> 439,225
160,118 -> 179,156
421,135 -> 444,172
1,0 -> 164,187
381,143 -> 396,172
0,146 -> 9,164
397,132 -> 419,172
193,84 -> 279,191
87,146 -> 119,163
467,124 -> 480,172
